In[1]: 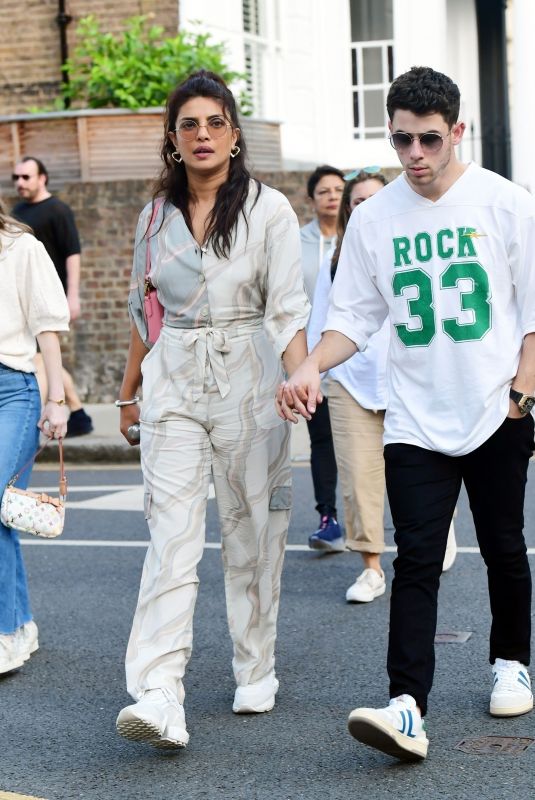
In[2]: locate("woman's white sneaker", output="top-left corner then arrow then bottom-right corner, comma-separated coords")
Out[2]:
116,688 -> 189,749
348,694 -> 428,761
233,672 -> 279,713
346,569 -> 386,603
17,620 -> 39,662
0,633 -> 24,675
490,659 -> 533,717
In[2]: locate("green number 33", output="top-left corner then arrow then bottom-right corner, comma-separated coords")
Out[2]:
392,260 -> 492,347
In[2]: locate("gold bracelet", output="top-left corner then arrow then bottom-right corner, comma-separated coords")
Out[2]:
47,398 -> 66,405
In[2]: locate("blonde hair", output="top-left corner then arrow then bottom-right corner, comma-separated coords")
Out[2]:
0,198 -> 32,252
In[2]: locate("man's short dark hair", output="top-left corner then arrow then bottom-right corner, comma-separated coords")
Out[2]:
387,66 -> 460,128
306,164 -> 345,199
22,155 -> 49,185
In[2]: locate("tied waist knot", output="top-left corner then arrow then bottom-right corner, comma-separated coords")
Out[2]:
182,327 -> 232,400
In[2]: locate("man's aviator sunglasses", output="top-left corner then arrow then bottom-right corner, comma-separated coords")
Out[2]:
389,131 -> 449,153
12,173 -> 32,181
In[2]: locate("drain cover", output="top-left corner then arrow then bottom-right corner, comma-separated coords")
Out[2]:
435,631 -> 472,643
456,736 -> 535,755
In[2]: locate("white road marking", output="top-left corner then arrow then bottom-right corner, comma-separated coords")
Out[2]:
30,484 -> 215,510
19,540 -> 535,555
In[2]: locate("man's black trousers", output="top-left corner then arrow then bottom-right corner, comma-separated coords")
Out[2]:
384,415 -> 534,716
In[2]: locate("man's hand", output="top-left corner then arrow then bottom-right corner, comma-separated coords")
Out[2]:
275,357 -> 323,422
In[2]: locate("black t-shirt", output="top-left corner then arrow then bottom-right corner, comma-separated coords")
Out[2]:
12,196 -> 81,291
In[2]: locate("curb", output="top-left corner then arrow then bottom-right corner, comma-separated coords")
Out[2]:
36,437 -> 141,464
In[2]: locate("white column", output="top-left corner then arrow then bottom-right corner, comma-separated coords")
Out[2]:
393,0 -> 448,77
511,0 -> 535,192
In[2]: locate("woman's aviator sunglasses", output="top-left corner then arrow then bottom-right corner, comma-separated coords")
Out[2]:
174,116 -> 231,141
389,131 -> 449,154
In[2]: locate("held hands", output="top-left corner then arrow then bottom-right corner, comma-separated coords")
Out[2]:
275,358 -> 323,423
39,400 -> 68,439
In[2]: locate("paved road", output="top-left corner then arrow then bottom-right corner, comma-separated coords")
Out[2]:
1,461 -> 535,800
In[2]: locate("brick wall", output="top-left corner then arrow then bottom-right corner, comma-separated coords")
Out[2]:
0,0 -> 179,115
4,171 -> 343,401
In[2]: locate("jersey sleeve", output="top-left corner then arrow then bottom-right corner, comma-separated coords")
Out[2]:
324,217 -> 388,351
510,209 -> 535,337
263,199 -> 310,358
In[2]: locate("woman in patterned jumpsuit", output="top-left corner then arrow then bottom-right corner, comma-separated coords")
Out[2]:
115,71 -> 310,749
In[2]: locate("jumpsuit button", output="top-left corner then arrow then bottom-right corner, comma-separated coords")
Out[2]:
199,274 -> 205,283
200,306 -> 209,317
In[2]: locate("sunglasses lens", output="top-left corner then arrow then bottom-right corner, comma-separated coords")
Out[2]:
391,133 -> 412,150
419,133 -> 444,152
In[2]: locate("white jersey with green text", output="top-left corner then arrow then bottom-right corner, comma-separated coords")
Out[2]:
324,163 -> 535,455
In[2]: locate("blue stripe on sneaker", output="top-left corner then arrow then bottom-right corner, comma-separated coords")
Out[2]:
518,672 -> 531,690
406,710 -> 414,738
399,710 -> 406,734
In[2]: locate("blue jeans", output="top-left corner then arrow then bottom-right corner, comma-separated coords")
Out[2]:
0,363 -> 41,634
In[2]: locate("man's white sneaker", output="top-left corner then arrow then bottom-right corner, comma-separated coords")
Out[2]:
116,688 -> 189,749
16,620 -> 39,662
0,633 -> 24,675
233,672 -> 279,713
346,568 -> 386,603
442,521 -> 457,572
490,659 -> 533,717
348,694 -> 428,761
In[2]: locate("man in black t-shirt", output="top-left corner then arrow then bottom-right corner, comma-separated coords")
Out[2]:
12,157 -> 93,437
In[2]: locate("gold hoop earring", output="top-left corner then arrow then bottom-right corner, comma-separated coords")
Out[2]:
171,151 -> 183,164
230,145 -> 241,159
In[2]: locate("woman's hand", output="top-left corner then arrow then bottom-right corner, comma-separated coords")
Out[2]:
38,400 -> 68,439
120,404 -> 141,446
275,359 -> 323,422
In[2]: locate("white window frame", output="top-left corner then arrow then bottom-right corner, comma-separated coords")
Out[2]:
242,0 -> 281,118
351,39 -> 394,139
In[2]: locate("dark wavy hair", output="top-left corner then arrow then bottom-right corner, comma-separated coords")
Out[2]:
387,66 -> 460,128
330,171 -> 388,281
152,70 -> 260,259
306,164 -> 345,199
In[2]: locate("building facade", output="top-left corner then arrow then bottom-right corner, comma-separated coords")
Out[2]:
180,0 -> 534,191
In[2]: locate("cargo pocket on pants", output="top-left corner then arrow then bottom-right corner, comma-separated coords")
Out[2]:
269,485 -> 292,511
143,491 -> 152,520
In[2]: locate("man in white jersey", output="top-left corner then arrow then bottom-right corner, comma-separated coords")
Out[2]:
277,66 -> 535,761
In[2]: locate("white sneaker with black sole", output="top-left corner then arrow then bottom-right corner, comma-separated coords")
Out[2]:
348,694 -> 428,761
116,688 -> 189,749
346,568 -> 386,603
233,672 -> 279,713
490,658 -> 533,717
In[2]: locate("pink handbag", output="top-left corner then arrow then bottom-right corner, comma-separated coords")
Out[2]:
144,198 -> 165,345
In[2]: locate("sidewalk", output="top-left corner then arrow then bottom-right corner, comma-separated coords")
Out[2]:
37,404 -> 311,464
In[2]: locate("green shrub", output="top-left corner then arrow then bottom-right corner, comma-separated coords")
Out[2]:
60,15 -> 252,113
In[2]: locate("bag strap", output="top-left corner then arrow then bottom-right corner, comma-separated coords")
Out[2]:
144,198 -> 165,284
7,438 -> 67,501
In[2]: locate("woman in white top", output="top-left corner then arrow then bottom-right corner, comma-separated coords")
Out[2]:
0,202 -> 69,676
308,171 -> 390,601
115,70 -> 309,750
